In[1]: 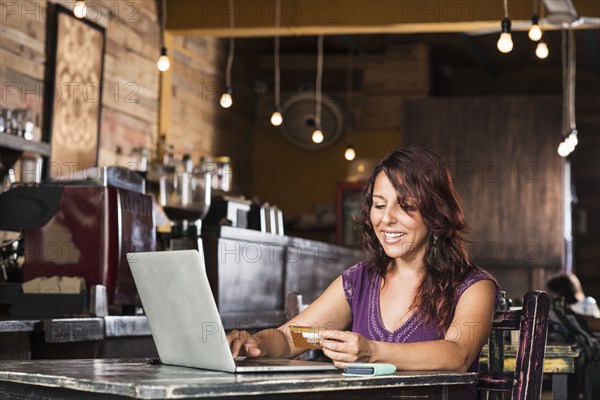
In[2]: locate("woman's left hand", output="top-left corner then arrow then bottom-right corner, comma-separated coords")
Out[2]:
319,330 -> 375,368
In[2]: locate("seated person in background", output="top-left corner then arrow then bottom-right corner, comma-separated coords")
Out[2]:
228,146 -> 499,400
547,273 -> 600,331
546,273 -> 600,399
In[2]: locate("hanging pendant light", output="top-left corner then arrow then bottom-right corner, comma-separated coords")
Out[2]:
557,29 -> 578,158
344,44 -> 356,161
220,87 -> 233,108
74,0 -> 87,19
157,47 -> 171,71
157,0 -> 170,72
497,18 -> 514,53
270,0 -> 283,126
312,129 -> 324,143
497,0 -> 513,53
536,39 -> 549,59
534,2 -> 549,60
344,145 -> 356,161
529,1 -> 542,41
270,106 -> 283,126
221,0 -> 235,108
529,15 -> 542,41
312,35 -> 324,144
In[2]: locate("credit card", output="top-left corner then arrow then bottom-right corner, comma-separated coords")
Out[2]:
289,326 -> 323,349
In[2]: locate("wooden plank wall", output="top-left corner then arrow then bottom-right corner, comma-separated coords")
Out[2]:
361,43 -> 429,130
403,97 -> 565,297
167,36 -> 257,196
1,0 -> 258,195
89,0 -> 160,165
0,0 -> 47,122
571,97 -> 600,300
0,0 -> 161,167
254,43 -> 430,132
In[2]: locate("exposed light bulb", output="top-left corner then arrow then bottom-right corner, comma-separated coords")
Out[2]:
270,108 -> 283,126
344,145 -> 356,161
565,141 -> 575,153
566,130 -> 578,147
497,18 -> 513,53
220,88 -> 233,108
157,47 -> 170,72
557,141 -> 570,157
312,129 -> 324,144
557,137 -> 576,158
528,15 -> 542,41
74,0 -> 87,19
536,41 -> 549,59
497,33 -> 513,53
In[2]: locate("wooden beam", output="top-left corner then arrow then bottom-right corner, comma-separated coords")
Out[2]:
165,0 -> 600,37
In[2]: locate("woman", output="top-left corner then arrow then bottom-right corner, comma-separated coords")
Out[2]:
228,146 -> 498,395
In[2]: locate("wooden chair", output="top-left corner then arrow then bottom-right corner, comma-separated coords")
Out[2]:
478,290 -> 552,400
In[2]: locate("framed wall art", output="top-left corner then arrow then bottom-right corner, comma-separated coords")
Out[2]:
44,3 -> 106,179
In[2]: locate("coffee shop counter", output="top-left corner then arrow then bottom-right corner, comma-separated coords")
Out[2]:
0,316 -> 157,360
0,312 -> 296,360
1,226 -> 362,360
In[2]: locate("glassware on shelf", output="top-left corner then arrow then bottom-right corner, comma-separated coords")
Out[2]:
130,147 -> 148,172
0,108 -> 37,139
4,110 -> 14,135
0,109 -> 5,134
19,154 -> 43,184
23,110 -> 34,140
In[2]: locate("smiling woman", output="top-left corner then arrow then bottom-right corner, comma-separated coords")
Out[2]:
361,146 -> 483,335
226,146 -> 499,400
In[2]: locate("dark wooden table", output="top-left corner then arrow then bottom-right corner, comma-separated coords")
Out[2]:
0,358 -> 477,399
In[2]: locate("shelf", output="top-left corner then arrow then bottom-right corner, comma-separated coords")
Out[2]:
0,134 -> 52,157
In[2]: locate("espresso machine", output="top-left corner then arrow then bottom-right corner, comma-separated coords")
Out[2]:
0,167 -> 156,310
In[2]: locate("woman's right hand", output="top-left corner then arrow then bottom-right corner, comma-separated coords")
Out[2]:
226,329 -> 262,358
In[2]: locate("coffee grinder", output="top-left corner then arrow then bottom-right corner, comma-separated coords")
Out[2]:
159,168 -> 212,250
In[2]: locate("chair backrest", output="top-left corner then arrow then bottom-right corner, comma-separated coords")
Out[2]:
477,290 -> 551,400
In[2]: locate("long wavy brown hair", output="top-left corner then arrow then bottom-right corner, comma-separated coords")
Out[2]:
361,146 -> 475,334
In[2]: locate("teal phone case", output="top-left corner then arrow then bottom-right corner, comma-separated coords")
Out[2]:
342,362 -> 397,376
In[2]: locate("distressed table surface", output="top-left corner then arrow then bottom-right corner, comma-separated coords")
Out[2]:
0,358 -> 477,399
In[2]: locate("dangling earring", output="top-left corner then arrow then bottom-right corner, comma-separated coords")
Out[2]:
432,234 -> 439,259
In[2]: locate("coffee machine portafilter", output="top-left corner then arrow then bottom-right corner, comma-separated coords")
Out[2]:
159,170 -> 212,251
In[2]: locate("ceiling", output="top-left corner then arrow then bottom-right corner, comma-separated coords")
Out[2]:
163,0 -> 600,96
164,0 -> 600,37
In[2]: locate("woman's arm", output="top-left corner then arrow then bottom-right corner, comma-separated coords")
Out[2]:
321,279 -> 497,371
228,275 -> 353,359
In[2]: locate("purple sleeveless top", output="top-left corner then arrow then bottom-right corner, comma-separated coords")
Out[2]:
342,261 -> 499,400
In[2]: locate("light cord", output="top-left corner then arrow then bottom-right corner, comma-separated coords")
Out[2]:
561,28 -> 577,133
161,0 -> 167,47
315,35 -> 324,129
274,0 -> 281,107
503,0 -> 509,19
568,28 -> 576,130
346,44 -> 354,140
562,29 -> 568,133
225,0 -> 235,89
540,0 -> 545,34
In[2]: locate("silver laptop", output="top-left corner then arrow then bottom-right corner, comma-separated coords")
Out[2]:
127,248 -> 337,373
